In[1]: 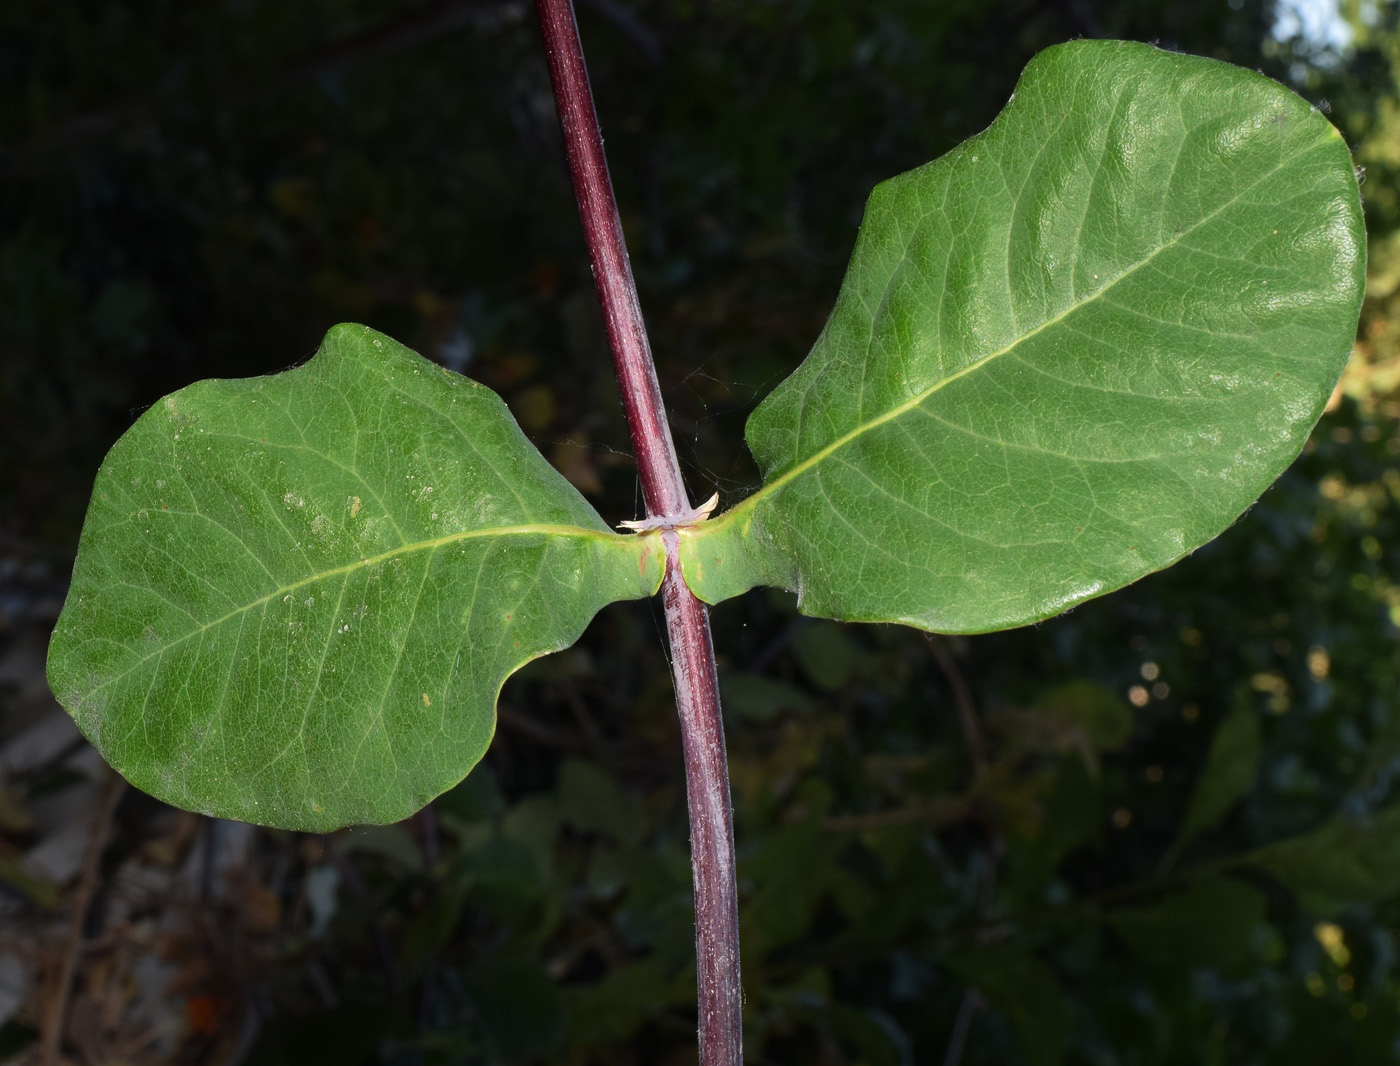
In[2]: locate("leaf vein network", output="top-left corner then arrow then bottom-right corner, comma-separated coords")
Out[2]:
744,144 -> 1298,510
78,523 -> 626,700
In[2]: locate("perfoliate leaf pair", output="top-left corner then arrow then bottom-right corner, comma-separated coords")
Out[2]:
48,41 -> 1365,829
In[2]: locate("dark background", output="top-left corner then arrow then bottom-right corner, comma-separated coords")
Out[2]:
2,2 -> 1399,1064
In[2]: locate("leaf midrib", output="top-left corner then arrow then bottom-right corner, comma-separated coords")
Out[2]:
734,142 -> 1307,522
81,521 -> 643,697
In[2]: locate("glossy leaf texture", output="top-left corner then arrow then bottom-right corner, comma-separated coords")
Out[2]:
47,325 -> 663,830
679,40 -> 1365,632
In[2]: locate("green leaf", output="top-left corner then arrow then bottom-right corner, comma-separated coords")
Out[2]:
718,671 -> 813,722
1168,700 -> 1261,862
46,324 -> 663,831
1037,681 -> 1133,753
557,758 -> 645,846
740,820 -> 843,957
1107,876 -> 1268,975
680,40 -> 1365,631
1002,757 -> 1102,907
1248,802 -> 1400,912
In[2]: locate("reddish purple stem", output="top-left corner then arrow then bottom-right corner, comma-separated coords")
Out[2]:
661,530 -> 742,1061
533,0 -> 685,519
532,3 -> 743,1065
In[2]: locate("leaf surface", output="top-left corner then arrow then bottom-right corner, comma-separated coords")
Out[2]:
1247,802 -> 1400,912
47,324 -> 662,830
680,41 -> 1365,631
1107,876 -> 1268,975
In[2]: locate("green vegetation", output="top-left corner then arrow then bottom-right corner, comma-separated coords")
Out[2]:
5,3 -> 1400,1064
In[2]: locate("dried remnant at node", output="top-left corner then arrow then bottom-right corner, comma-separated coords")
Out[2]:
617,492 -> 720,533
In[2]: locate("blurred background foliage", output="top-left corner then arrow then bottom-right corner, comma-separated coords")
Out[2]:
1,1 -> 1398,1064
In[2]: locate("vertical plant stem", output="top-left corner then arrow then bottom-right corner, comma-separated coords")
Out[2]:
533,0 -> 685,519
532,3 -> 742,1064
662,530 -> 742,1061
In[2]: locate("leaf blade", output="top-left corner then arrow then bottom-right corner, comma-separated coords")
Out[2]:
48,324 -> 663,830
681,41 -> 1365,631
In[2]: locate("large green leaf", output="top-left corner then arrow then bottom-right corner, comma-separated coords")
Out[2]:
679,40 -> 1365,631
46,324 -> 662,830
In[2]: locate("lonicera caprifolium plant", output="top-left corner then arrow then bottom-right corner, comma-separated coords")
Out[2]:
47,36 -> 1364,1060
